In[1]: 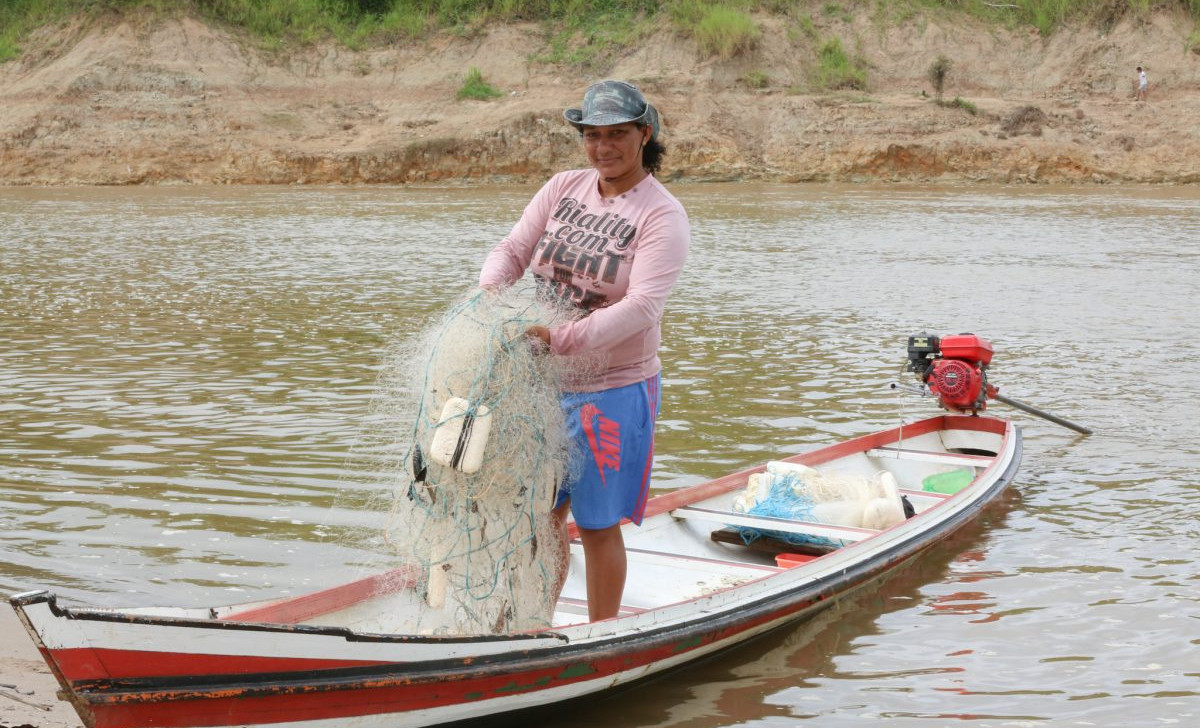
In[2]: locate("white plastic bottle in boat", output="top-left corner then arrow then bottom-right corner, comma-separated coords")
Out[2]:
861,471 -> 906,530
733,471 -> 775,512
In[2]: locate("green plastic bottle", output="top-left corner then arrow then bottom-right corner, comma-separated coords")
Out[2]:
922,469 -> 974,494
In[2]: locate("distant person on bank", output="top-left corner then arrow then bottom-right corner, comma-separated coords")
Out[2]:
478,80 -> 690,621
1136,66 -> 1148,101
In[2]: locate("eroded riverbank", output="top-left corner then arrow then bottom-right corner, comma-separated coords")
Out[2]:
2,11 -> 1200,186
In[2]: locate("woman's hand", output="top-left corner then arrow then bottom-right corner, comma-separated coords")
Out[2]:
526,326 -> 551,350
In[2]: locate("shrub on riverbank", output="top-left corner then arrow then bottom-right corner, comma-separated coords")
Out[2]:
692,5 -> 760,59
943,96 -> 979,115
815,36 -> 867,90
929,54 -> 951,102
457,66 -> 503,100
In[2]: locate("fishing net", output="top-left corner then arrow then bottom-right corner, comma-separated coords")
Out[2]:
366,284 -> 598,635
732,462 -> 905,548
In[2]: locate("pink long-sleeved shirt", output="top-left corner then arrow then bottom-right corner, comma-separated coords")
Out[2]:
479,169 -> 690,392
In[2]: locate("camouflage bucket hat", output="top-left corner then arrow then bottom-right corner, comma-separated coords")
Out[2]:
564,80 -> 661,140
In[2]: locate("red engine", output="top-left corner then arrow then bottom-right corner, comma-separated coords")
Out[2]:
906,334 -> 998,413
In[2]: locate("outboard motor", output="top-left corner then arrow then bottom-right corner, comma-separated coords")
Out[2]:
906,333 -> 997,414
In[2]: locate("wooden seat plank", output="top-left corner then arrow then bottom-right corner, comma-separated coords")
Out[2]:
569,541 -> 779,575
671,506 -> 876,543
709,528 -> 836,556
867,447 -> 991,468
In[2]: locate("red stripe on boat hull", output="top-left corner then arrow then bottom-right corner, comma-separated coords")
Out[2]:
82,597 -> 825,728
52,647 -> 389,682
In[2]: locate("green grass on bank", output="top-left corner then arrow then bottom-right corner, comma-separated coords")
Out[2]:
532,3 -> 658,68
456,66 -> 503,99
692,5 -> 761,59
814,36 -> 866,90
3,1 -> 1199,65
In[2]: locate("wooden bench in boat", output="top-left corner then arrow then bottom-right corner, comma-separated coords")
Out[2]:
709,528 -> 836,557
569,540 -> 780,577
898,487 -> 952,511
556,596 -> 645,618
562,540 -> 780,617
672,506 -> 879,543
866,446 -> 992,468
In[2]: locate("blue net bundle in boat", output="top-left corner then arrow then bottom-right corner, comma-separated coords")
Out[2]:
731,461 -> 907,549
732,463 -> 841,549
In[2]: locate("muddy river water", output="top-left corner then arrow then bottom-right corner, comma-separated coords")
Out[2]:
1,183 -> 1196,727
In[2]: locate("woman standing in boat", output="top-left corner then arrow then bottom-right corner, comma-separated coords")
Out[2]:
478,80 -> 690,621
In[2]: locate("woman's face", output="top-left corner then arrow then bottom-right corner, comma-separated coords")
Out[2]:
582,122 -> 650,181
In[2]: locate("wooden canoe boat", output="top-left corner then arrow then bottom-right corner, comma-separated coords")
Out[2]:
11,413 -> 1021,728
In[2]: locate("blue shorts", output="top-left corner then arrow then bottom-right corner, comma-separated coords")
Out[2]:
555,374 -> 661,530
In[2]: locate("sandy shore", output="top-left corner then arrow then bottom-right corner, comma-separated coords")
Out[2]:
0,604 -> 83,728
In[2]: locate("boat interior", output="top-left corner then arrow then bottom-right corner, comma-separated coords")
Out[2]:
199,425 -> 1004,634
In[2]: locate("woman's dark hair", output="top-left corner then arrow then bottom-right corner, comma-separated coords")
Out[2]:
641,134 -> 666,176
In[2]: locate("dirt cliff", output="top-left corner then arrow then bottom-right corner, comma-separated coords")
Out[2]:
2,9 -> 1199,186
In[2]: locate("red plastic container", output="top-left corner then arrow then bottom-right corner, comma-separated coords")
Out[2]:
938,334 -> 993,365
775,553 -> 819,568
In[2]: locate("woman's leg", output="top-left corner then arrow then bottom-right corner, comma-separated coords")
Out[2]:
554,375 -> 657,622
549,501 -> 626,621
577,523 -> 627,621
